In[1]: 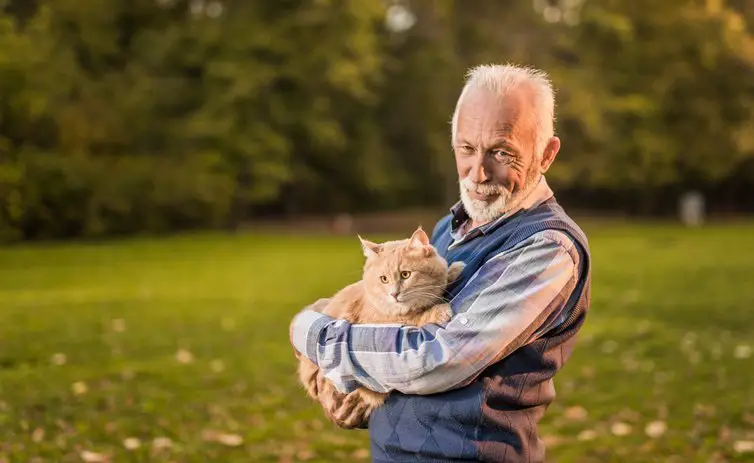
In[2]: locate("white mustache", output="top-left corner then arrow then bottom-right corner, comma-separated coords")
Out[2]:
460,178 -> 506,197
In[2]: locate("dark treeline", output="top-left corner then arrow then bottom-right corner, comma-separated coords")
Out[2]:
2,0 -> 754,241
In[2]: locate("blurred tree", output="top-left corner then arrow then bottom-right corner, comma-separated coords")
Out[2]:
2,0 -> 754,240
548,0 -> 754,212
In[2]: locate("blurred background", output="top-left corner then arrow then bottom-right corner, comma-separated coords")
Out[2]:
1,0 -> 754,462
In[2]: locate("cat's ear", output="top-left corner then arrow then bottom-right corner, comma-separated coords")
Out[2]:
408,226 -> 434,257
358,235 -> 381,259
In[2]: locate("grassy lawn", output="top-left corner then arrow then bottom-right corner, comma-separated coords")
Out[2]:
1,221 -> 754,462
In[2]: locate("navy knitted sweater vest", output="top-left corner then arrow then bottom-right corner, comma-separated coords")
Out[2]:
368,197 -> 592,462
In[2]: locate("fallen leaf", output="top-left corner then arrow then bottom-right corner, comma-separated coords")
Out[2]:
734,344 -> 752,359
296,449 -> 315,460
577,429 -> 597,441
123,437 -> 141,450
71,381 -> 88,395
31,428 -> 44,443
564,406 -> 588,421
152,437 -> 173,449
80,450 -> 108,462
644,420 -> 667,438
111,319 -> 126,332
51,353 -> 67,366
611,422 -> 632,436
175,349 -> 194,364
216,433 -> 243,447
734,440 -> 754,454
351,449 -> 370,460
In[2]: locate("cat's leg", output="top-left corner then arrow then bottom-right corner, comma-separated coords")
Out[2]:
316,376 -> 374,429
416,302 -> 453,327
298,358 -> 320,401
355,387 -> 387,408
447,261 -> 466,282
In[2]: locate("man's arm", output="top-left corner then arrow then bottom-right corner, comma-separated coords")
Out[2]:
291,229 -> 581,395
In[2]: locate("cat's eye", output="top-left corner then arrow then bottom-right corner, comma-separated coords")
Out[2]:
380,275 -> 388,284
400,271 -> 411,279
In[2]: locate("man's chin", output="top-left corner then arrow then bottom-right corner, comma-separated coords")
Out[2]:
461,196 -> 507,224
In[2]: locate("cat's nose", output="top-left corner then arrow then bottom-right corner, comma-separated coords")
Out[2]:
390,291 -> 399,301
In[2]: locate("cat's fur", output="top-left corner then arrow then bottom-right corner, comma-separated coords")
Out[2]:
297,227 -> 465,427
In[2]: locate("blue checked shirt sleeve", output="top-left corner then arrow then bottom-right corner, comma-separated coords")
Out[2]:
290,230 -> 580,395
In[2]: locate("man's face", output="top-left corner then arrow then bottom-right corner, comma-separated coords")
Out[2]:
453,86 -> 554,225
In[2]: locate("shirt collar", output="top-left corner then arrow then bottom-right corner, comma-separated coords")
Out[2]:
449,176 -> 554,239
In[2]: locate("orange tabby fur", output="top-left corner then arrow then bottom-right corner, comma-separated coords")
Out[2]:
297,227 -> 465,427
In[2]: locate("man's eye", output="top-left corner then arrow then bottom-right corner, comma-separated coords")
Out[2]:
457,146 -> 474,155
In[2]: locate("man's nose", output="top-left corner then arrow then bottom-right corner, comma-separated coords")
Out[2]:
468,154 -> 490,183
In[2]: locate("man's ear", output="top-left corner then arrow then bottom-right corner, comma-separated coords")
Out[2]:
359,235 -> 381,258
539,136 -> 561,174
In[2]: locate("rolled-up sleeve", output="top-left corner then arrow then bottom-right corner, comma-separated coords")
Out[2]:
291,230 -> 580,395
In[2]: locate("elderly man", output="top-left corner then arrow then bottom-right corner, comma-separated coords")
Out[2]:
290,64 -> 591,463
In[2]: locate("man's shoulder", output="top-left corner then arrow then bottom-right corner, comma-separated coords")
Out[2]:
525,197 -> 590,249
430,211 -> 454,243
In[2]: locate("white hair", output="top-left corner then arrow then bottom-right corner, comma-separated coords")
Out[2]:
451,64 -> 556,157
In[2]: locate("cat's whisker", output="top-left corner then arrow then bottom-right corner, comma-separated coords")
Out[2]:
399,291 -> 450,304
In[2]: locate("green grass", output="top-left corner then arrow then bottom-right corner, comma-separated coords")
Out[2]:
1,222 -> 754,462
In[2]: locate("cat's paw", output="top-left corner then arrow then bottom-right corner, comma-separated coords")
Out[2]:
356,388 -> 387,408
420,303 -> 452,326
447,261 -> 466,282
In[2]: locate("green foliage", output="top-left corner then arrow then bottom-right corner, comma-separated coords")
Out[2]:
550,0 -> 754,192
2,0 -> 754,240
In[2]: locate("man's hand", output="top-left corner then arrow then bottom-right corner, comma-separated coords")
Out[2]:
316,372 -> 371,429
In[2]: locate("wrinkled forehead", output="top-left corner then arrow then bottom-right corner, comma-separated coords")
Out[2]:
455,87 -> 537,146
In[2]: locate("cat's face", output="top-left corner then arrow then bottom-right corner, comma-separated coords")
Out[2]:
360,227 -> 450,316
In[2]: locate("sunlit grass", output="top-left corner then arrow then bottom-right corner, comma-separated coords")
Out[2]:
1,221 -> 753,462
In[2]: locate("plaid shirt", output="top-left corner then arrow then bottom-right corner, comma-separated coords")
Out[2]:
291,177 -> 580,396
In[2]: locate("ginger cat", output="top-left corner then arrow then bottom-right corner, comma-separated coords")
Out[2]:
298,226 -> 465,427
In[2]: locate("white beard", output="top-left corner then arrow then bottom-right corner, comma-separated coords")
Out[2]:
459,170 -> 541,225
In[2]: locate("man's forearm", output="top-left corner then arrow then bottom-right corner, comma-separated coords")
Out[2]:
291,230 -> 580,395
